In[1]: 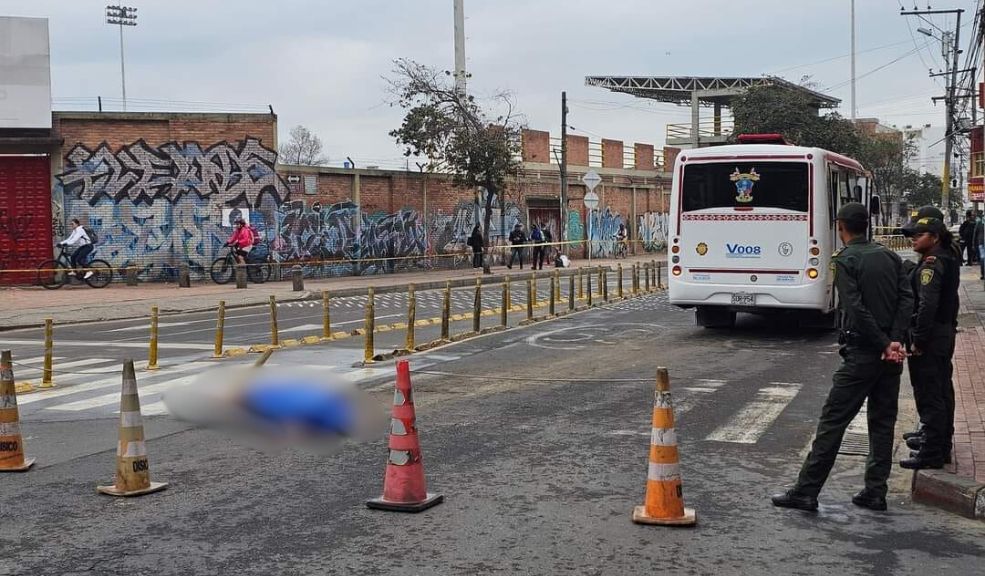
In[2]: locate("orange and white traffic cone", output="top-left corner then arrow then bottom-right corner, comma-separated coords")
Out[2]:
97,359 -> 168,497
366,360 -> 443,512
632,367 -> 696,526
0,350 -> 35,472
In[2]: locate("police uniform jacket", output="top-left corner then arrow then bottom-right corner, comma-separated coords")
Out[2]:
833,237 -> 913,354
909,244 -> 960,355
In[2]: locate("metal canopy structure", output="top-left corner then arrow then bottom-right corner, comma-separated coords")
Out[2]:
584,76 -> 841,108
585,76 -> 841,148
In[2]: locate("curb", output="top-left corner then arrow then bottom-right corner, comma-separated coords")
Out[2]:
912,470 -> 985,521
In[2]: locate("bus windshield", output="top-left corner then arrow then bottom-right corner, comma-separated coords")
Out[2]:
682,162 -> 809,212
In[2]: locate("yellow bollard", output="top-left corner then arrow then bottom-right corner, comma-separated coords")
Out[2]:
501,278 -> 509,327
322,290 -> 332,339
549,275 -> 556,316
578,268 -> 584,300
618,264 -> 624,299
526,278 -> 534,320
212,301 -> 226,358
554,269 -> 561,302
364,287 -> 375,363
656,261 -> 664,290
568,273 -> 575,311
42,318 -> 53,388
147,306 -> 159,371
645,263 -> 651,292
441,282 -> 451,341
601,269 -> 608,302
633,264 -> 639,295
473,278 -> 482,333
587,272 -> 593,307
531,271 -> 537,309
406,284 -> 416,351
269,295 -> 280,347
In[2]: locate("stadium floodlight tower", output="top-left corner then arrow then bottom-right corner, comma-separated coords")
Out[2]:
105,5 -> 138,111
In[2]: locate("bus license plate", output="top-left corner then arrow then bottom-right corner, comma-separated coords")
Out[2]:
731,293 -> 755,306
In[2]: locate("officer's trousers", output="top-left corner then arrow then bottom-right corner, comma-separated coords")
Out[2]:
909,350 -> 954,459
795,348 -> 901,498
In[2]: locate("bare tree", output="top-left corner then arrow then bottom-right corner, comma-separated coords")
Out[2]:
279,125 -> 328,166
388,58 -> 523,273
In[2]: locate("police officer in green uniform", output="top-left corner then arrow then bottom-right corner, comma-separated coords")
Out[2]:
899,206 -> 960,469
772,202 -> 913,512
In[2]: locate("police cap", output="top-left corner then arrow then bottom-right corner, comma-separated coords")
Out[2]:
836,202 -> 869,225
901,205 -> 946,237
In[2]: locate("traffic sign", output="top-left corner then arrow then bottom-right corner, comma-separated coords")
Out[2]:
583,191 -> 600,210
581,170 -> 602,191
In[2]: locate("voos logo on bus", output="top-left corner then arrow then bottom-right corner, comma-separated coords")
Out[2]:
725,243 -> 762,258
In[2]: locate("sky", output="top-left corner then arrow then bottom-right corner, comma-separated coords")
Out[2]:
2,0 -> 980,170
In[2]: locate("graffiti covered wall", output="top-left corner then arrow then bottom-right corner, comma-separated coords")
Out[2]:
57,138 -> 289,280
638,211 -> 668,252
588,206 -> 624,258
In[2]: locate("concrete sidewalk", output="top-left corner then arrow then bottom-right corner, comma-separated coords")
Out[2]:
0,253 -> 666,329
912,269 -> 985,521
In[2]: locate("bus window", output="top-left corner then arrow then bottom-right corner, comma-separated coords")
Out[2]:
681,162 -> 809,212
838,171 -> 851,205
829,169 -> 839,223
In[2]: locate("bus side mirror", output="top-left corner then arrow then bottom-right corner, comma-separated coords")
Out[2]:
869,195 -> 881,216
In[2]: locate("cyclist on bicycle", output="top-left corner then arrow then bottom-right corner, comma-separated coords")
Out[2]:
226,218 -> 255,265
615,223 -> 628,258
57,218 -> 94,279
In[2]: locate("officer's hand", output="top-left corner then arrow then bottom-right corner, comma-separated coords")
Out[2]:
882,342 -> 906,364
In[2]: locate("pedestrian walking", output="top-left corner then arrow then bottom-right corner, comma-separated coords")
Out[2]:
467,225 -> 484,269
507,223 -> 526,269
898,206 -> 961,470
959,210 -> 977,265
531,224 -> 545,270
542,225 -> 554,267
974,211 -> 985,280
772,203 -> 913,512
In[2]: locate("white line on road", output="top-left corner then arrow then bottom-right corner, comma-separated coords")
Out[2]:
18,362 -> 213,405
50,375 -> 201,412
108,322 -> 193,332
705,383 -> 801,444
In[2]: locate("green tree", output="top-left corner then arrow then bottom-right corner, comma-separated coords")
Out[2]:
856,134 -> 915,226
901,170 -> 963,215
388,59 -> 522,273
730,85 -> 861,155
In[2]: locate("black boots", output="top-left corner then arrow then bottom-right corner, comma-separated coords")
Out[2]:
851,489 -> 888,511
770,490 -> 818,511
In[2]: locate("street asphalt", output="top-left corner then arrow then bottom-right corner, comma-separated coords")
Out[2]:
2,291 -> 984,575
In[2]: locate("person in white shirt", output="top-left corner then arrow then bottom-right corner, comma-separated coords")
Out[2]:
58,218 -> 94,279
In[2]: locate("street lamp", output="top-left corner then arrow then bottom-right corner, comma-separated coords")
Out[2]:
105,5 -> 137,111
916,27 -> 934,37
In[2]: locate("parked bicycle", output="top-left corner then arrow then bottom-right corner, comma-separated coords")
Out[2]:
614,238 -> 629,259
37,245 -> 113,289
210,245 -> 272,284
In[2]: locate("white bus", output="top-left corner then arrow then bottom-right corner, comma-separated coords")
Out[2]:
667,135 -> 878,328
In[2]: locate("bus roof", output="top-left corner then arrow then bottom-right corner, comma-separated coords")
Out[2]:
678,144 -> 865,172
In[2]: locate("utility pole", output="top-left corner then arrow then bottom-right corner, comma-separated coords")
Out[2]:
560,91 -> 569,252
105,5 -> 137,112
901,6 -> 964,220
453,0 -> 466,96
852,0 -> 856,123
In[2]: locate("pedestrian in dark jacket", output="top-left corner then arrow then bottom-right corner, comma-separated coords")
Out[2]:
467,225 -> 484,268
974,211 -> 985,280
507,224 -> 526,269
959,210 -> 976,265
772,203 -> 913,512
530,224 -> 545,270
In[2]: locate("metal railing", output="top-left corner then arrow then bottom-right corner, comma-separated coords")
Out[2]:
666,117 -> 735,142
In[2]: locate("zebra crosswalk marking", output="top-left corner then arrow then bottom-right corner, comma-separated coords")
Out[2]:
50,375 -> 202,412
18,362 -> 213,405
705,383 -> 801,444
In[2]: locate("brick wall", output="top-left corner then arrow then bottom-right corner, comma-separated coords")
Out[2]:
602,139 -> 623,169
46,112 -> 669,282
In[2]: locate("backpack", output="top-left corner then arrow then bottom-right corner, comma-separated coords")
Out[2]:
82,225 -> 99,245
531,228 -> 544,242
248,225 -> 262,245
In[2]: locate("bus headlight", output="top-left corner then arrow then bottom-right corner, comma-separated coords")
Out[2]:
809,257 -> 819,266
672,266 -> 682,276
809,247 -> 821,256
807,268 -> 819,279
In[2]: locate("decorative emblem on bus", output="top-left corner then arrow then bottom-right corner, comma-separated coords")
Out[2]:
696,242 -> 708,256
730,167 -> 760,203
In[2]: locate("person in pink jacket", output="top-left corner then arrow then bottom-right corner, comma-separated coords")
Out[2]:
227,219 -> 255,265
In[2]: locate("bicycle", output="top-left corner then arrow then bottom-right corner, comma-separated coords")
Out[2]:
210,245 -> 272,284
37,245 -> 113,289
614,238 -> 629,259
